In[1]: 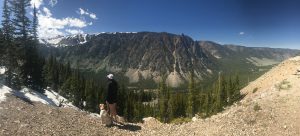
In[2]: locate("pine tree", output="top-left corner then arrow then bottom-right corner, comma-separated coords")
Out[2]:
1,0 -> 21,89
202,93 -> 210,117
85,80 -> 97,112
9,0 -> 44,91
9,0 -> 44,92
43,55 -> 55,89
124,90 -> 135,121
228,76 -> 235,105
10,0 -> 31,40
212,72 -> 222,114
32,4 -> 38,42
231,75 -> 242,102
186,72 -> 196,118
117,84 -> 127,116
167,91 -> 174,122
220,75 -> 227,107
0,29 -> 4,64
74,68 -> 84,107
158,79 -> 170,122
2,0 -> 14,41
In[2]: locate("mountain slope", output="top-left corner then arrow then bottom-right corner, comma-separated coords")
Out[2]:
137,56 -> 300,135
43,32 -> 217,87
0,93 -> 138,136
1,56 -> 300,135
40,32 -> 300,87
0,84 -> 142,136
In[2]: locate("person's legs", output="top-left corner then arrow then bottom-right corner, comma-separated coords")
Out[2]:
106,101 -> 110,114
109,103 -> 117,121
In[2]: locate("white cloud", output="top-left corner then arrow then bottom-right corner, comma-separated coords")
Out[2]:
65,17 -> 88,28
79,8 -> 85,15
38,7 -> 89,39
89,13 -> 97,19
29,1 -> 95,39
42,7 -> 52,17
239,32 -> 245,35
66,29 -> 84,35
30,0 -> 43,8
30,0 -> 58,8
78,8 -> 98,20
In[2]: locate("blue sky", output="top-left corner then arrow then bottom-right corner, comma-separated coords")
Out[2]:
0,0 -> 299,49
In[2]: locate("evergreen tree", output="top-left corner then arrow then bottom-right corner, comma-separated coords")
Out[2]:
167,92 -> 174,122
158,79 -> 171,123
43,55 -> 60,90
9,0 -> 44,92
1,0 -> 14,41
1,0 -> 21,89
10,0 -> 31,40
32,4 -> 38,42
117,84 -> 127,116
0,29 -> 4,64
231,75 -> 242,102
228,76 -> 235,105
124,90 -> 135,121
212,72 -> 222,114
220,75 -> 228,107
186,72 -> 196,117
85,80 -> 97,112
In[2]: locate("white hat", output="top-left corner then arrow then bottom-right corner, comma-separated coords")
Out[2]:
107,74 -> 113,79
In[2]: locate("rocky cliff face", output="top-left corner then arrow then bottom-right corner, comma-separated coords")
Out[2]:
40,32 -> 300,87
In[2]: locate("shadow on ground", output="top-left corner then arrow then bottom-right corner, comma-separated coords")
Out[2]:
115,123 -> 142,131
12,91 -> 34,105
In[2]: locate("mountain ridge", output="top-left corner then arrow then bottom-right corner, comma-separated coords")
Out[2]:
39,32 -> 300,87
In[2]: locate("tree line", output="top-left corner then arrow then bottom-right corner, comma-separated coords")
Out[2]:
155,72 -> 243,123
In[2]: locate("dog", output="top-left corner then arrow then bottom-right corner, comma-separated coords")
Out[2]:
99,104 -> 112,126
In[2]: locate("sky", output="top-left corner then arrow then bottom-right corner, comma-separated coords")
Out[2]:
0,0 -> 299,49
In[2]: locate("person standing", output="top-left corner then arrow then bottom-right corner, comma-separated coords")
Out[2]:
106,74 -> 118,122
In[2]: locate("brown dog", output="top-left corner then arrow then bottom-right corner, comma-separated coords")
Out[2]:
99,104 -> 112,126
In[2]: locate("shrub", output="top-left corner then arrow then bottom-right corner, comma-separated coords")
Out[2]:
170,117 -> 191,124
253,103 -> 261,111
275,79 -> 292,91
252,87 -> 258,93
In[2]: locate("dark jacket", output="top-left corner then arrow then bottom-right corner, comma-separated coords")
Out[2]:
106,79 -> 118,104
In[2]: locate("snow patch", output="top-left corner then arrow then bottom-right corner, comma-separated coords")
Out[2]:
79,34 -> 87,44
0,67 -> 6,74
94,32 -> 137,35
18,88 -> 54,105
44,88 -> 76,108
46,36 -> 64,45
0,84 -> 76,109
0,85 -> 12,103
